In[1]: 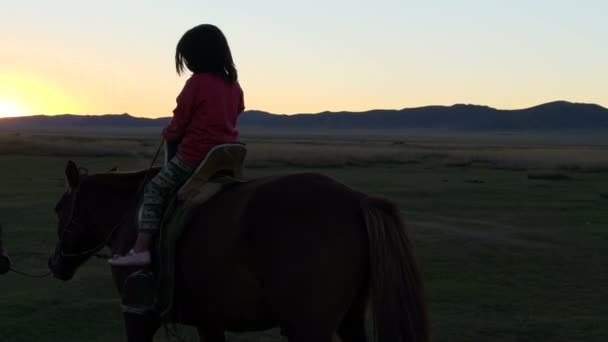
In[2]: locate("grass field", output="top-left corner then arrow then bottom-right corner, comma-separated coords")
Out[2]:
0,131 -> 607,341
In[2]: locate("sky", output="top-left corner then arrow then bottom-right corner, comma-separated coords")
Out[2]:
0,0 -> 607,118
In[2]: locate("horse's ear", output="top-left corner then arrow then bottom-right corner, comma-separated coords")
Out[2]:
65,160 -> 80,189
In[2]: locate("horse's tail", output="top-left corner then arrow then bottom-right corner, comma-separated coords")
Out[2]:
360,196 -> 430,342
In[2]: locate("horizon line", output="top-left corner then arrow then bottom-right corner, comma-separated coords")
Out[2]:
1,100 -> 605,119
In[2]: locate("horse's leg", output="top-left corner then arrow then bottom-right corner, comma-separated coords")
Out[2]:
337,301 -> 368,342
123,313 -> 160,342
197,327 -> 226,342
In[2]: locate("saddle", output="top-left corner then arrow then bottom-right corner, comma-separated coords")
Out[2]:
177,142 -> 247,204
121,143 -> 247,316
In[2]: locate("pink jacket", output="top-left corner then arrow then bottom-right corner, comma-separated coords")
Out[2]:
163,73 -> 244,165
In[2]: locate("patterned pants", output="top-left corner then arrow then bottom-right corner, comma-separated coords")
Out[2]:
139,156 -> 195,232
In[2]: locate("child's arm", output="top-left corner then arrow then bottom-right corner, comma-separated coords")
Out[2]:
162,77 -> 200,142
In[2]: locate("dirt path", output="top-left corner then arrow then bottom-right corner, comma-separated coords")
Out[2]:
408,215 -> 550,248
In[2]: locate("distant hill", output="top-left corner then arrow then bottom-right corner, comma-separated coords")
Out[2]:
0,113 -> 168,131
1,101 -> 607,132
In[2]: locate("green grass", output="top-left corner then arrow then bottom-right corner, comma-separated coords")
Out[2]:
0,133 -> 607,341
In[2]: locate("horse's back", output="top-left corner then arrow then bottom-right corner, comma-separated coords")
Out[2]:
176,173 -> 369,332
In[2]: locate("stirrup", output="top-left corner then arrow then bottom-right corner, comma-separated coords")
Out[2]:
121,270 -> 157,315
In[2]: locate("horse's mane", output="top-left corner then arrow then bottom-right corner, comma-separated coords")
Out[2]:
82,168 -> 161,190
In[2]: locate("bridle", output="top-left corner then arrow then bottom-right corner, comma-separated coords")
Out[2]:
55,188 -> 128,260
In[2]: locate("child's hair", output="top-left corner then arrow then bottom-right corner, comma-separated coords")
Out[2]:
175,24 -> 238,82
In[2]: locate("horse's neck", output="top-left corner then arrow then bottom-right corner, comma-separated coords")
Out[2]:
100,169 -> 160,255
105,186 -> 142,256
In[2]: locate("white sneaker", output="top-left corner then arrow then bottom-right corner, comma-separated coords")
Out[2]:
108,249 -> 151,266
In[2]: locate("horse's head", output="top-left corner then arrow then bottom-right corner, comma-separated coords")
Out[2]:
48,161 -> 104,281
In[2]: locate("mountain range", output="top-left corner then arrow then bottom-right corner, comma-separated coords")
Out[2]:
0,101 -> 607,132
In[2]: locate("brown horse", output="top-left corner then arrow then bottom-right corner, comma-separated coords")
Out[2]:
48,160 -> 429,342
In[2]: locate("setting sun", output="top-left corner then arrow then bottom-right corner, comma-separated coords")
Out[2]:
0,70 -> 82,117
0,98 -> 23,118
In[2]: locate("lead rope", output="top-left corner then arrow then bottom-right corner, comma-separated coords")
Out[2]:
9,268 -> 52,278
0,224 -> 51,278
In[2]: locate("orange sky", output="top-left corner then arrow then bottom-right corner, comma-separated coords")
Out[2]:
1,1 -> 607,118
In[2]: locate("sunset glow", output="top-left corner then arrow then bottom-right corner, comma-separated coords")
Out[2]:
0,1 -> 606,117
0,71 -> 82,117
0,98 -> 23,117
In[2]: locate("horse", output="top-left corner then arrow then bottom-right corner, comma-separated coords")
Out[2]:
48,160 -> 429,342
